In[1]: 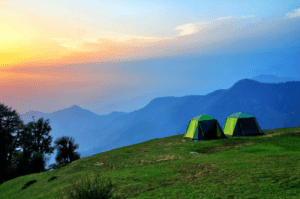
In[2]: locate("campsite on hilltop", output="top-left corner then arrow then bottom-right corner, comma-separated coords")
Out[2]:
1,124 -> 300,198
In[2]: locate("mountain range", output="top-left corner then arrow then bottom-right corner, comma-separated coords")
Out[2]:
251,75 -> 300,83
17,75 -> 300,169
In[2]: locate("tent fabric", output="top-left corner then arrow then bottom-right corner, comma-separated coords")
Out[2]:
227,112 -> 254,118
223,112 -> 265,137
223,118 -> 238,135
184,115 -> 227,141
185,120 -> 198,138
192,115 -> 215,121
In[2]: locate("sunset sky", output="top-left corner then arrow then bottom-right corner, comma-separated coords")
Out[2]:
1,0 -> 300,115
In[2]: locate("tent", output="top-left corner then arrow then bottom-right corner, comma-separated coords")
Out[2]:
223,112 -> 265,137
184,115 -> 227,141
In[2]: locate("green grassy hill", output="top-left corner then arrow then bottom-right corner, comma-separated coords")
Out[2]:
1,127 -> 300,199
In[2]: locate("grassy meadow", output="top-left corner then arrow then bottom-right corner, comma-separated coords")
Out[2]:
0,127 -> 300,198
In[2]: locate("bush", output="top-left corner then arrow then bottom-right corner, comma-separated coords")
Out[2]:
55,171 -> 121,199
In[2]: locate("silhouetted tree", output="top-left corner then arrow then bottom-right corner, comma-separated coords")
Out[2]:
8,124 -> 35,176
8,149 -> 33,178
26,118 -> 54,156
0,105 -> 55,184
12,118 -> 55,174
53,136 -> 80,167
0,103 -> 25,184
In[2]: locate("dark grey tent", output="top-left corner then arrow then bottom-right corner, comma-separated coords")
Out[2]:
184,115 -> 227,141
223,112 -> 265,137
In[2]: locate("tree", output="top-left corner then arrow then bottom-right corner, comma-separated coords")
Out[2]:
7,150 -> 33,178
2,113 -> 55,183
53,136 -> 80,167
26,118 -> 54,156
8,124 -> 36,176
12,118 -> 55,174
0,103 -> 57,184
0,103 -> 25,184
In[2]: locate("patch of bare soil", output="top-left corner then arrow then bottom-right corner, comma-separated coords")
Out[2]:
261,132 -> 285,138
176,163 -> 218,182
136,155 -> 183,166
196,140 -> 256,154
155,155 -> 182,163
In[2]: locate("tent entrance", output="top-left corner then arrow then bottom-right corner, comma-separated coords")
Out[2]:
200,120 -> 218,140
238,118 -> 262,136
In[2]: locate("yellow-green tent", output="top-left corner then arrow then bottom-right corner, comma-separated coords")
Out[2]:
223,112 -> 265,137
184,115 -> 227,141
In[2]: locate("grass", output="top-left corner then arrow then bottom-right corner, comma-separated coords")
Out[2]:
1,126 -> 300,198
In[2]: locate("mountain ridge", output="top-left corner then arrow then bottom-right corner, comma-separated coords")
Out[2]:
251,75 -> 300,83
16,78 -> 300,169
80,79 -> 300,159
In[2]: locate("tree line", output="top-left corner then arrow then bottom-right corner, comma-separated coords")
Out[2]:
0,103 -> 81,185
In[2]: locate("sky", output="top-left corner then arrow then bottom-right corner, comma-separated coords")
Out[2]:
0,0 -> 300,116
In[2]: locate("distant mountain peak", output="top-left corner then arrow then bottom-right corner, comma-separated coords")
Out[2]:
50,105 -> 86,115
68,105 -> 82,110
25,110 -> 42,114
234,78 -> 258,85
22,110 -> 45,116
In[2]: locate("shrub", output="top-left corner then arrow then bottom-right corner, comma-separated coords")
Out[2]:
55,171 -> 121,199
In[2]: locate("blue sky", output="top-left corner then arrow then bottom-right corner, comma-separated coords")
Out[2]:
0,0 -> 299,115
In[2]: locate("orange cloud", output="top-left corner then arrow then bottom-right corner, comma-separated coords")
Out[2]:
0,4 -> 288,70
0,2 -> 168,68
